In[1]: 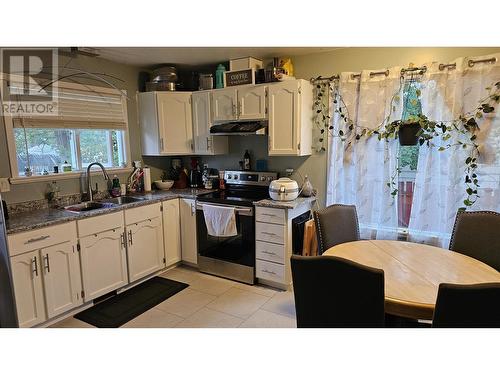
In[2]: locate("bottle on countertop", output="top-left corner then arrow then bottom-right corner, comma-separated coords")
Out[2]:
61,161 -> 72,172
243,150 -> 251,171
111,175 -> 121,197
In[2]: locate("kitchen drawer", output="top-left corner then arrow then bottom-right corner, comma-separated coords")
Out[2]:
256,259 -> 285,284
77,211 -> 124,237
8,222 -> 77,257
256,240 -> 285,264
256,207 -> 285,225
125,202 -> 161,225
256,222 -> 285,245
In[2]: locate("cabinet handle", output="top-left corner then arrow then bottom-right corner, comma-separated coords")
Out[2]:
43,254 -> 50,273
121,232 -> 126,248
238,101 -> 242,117
24,235 -> 50,245
262,269 -> 277,275
191,203 -> 195,216
32,256 -> 38,277
128,229 -> 133,245
232,104 -> 237,117
262,250 -> 277,256
206,137 -> 210,150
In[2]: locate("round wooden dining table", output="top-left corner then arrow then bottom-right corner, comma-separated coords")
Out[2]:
323,240 -> 500,320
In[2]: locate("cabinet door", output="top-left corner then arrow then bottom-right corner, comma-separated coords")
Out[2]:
212,88 -> 237,123
179,198 -> 198,265
192,91 -> 212,155
163,199 -> 181,267
79,227 -> 128,301
238,85 -> 267,120
157,92 -> 193,155
138,92 -> 161,155
268,81 -> 300,155
41,242 -> 82,319
10,250 -> 46,327
126,216 -> 164,282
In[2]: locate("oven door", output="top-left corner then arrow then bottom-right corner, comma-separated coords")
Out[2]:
196,203 -> 255,282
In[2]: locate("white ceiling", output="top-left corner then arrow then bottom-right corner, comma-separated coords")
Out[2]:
95,47 -> 340,67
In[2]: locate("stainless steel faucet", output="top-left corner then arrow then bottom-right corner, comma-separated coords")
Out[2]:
86,162 -> 110,201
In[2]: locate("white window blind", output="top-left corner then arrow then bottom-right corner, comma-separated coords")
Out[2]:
9,80 -> 128,130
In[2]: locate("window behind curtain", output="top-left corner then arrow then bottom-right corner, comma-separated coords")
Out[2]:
398,78 -> 422,228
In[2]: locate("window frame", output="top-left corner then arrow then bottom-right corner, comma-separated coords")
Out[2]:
1,75 -> 132,184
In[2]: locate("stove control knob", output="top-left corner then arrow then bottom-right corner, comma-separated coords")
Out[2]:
267,176 -> 274,182
227,175 -> 232,179
260,176 -> 266,181
233,175 -> 239,180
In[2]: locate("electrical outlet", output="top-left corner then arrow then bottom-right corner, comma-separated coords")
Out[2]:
285,168 -> 294,176
0,178 -> 10,193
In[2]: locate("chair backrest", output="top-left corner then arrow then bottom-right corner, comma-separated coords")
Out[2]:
290,255 -> 385,328
432,283 -> 500,328
449,210 -> 500,272
313,204 -> 360,255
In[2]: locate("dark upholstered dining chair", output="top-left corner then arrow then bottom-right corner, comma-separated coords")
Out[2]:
432,283 -> 500,328
290,255 -> 385,328
313,204 -> 360,255
449,210 -> 500,272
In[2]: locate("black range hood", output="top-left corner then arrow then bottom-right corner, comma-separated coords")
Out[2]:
210,121 -> 267,136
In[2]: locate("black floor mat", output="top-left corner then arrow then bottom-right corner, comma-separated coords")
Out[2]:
74,277 -> 188,328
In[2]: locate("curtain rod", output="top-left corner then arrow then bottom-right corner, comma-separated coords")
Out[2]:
311,57 -> 498,82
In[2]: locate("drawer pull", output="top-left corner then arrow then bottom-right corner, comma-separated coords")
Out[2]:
262,250 -> 276,256
31,256 -> 38,277
24,235 -> 50,245
261,213 -> 277,217
262,269 -> 277,275
261,231 -> 277,236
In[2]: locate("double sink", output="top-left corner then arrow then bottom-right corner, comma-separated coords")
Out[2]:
64,196 -> 148,213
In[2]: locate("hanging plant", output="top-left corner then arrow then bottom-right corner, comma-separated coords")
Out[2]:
312,75 -> 500,210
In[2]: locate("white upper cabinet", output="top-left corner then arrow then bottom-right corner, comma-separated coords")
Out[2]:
212,85 -> 267,123
268,79 -> 313,156
212,87 -> 238,123
192,91 -> 228,155
238,85 -> 267,121
138,91 -> 193,156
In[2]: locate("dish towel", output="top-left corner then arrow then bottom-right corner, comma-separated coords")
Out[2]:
202,204 -> 238,237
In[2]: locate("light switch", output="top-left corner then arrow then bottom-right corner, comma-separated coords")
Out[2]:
0,178 -> 11,192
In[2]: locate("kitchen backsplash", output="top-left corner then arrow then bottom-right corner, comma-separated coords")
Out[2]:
143,135 -> 310,183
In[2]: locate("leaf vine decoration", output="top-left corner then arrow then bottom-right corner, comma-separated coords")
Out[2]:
312,76 -> 500,210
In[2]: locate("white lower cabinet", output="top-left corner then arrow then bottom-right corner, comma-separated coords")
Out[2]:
10,250 -> 46,327
179,198 -> 198,265
78,212 -> 128,302
8,222 -> 81,327
41,242 -> 82,319
125,203 -> 164,282
163,199 -> 181,267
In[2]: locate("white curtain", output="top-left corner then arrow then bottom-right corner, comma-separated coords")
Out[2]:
408,53 -> 500,247
327,68 -> 402,239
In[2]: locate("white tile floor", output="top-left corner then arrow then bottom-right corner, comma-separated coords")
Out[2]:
50,266 -> 297,328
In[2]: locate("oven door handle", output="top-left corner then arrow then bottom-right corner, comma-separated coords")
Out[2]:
196,203 -> 253,215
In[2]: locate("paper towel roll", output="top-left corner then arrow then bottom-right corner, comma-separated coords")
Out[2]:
143,167 -> 152,192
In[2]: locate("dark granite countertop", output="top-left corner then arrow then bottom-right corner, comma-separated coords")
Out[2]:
253,196 -> 317,210
6,188 -> 215,235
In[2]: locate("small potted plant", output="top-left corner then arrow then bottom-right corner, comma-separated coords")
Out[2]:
397,116 -> 422,146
